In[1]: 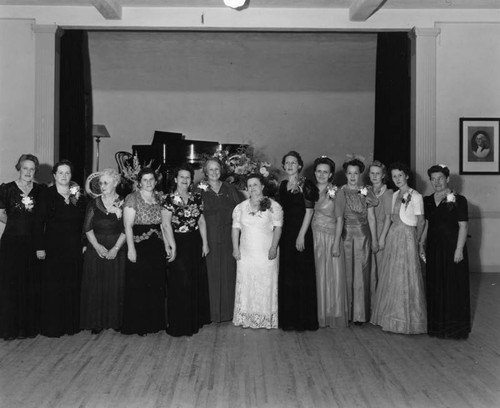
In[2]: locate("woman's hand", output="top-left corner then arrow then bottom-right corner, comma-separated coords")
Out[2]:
233,248 -> 241,261
105,247 -> 118,260
36,250 -> 46,260
378,238 -> 385,251
419,242 -> 426,262
331,243 -> 340,258
94,243 -> 109,258
127,247 -> 137,263
166,246 -> 176,263
454,247 -> 464,263
295,234 -> 305,252
268,246 -> 278,260
202,244 -> 210,257
371,240 -> 379,254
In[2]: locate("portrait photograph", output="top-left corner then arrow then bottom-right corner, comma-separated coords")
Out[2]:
460,117 -> 500,174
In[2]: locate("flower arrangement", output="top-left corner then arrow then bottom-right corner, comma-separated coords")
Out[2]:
203,145 -> 281,196
66,182 -> 81,206
326,185 -> 338,199
18,194 -> 35,212
121,153 -> 155,186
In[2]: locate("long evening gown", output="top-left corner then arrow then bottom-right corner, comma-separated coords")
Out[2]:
232,199 -> 283,329
200,182 -> 241,322
341,186 -> 377,323
311,185 -> 348,328
121,191 -> 166,335
80,197 -> 126,331
371,196 -> 427,334
163,191 -> 210,337
0,181 -> 44,339
371,186 -> 393,310
424,193 -> 471,339
278,179 -> 319,331
34,185 -> 86,337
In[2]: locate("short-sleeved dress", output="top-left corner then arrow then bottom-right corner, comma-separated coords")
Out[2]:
371,189 -> 427,334
371,186 -> 393,309
424,193 -> 471,339
80,196 -> 126,331
200,182 -> 241,322
278,179 -> 319,331
232,198 -> 283,329
311,185 -> 348,328
341,186 -> 378,323
163,191 -> 210,337
121,191 -> 166,335
0,181 -> 45,339
34,185 -> 86,337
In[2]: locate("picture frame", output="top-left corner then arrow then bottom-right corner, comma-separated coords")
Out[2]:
459,117 -> 500,175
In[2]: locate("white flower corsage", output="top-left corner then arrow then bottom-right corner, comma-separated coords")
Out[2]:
108,199 -> 124,219
359,187 -> 368,197
446,192 -> 456,203
401,190 -> 412,210
66,182 -> 81,205
198,181 -> 209,191
20,194 -> 35,212
326,185 -> 338,199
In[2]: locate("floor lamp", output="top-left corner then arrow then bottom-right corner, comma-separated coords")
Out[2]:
92,124 -> 111,171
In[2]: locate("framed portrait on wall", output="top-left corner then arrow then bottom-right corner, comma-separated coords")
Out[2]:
459,117 -> 500,175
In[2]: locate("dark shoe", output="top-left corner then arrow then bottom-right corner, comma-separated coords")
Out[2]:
91,329 -> 103,335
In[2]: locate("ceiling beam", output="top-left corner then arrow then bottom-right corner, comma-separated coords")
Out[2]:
91,0 -> 122,20
349,0 -> 386,22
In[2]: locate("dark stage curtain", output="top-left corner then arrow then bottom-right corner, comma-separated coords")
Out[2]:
59,30 -> 93,187
373,32 -> 411,188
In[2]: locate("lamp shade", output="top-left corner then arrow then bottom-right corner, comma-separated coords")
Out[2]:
92,124 -> 111,139
224,0 -> 247,9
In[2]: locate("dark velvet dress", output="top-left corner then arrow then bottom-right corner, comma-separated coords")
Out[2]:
278,179 -> 319,331
424,193 -> 471,339
163,191 -> 210,337
80,197 -> 126,331
200,182 -> 241,322
34,185 -> 86,337
121,191 -> 167,335
0,181 -> 45,339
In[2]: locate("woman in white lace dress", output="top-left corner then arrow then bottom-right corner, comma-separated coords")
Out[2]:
232,173 -> 283,329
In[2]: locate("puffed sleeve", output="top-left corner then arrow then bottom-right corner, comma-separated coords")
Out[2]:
412,191 -> 424,216
124,192 -> 137,210
456,195 -> 468,222
303,179 -> 319,208
232,202 -> 243,229
83,199 -> 96,233
0,183 -> 7,210
271,200 -> 283,227
334,187 -> 346,218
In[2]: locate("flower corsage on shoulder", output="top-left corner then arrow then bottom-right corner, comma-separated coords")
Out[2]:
445,191 -> 457,209
358,186 -> 368,197
290,176 -> 306,194
401,189 -> 413,210
326,184 -> 338,200
108,198 -> 124,219
67,182 -> 82,206
197,181 -> 209,192
249,197 -> 272,216
17,193 -> 35,212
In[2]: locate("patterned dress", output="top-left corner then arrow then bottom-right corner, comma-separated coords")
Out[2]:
121,191 -> 166,335
163,191 -> 210,336
232,198 -> 283,329
0,181 -> 45,339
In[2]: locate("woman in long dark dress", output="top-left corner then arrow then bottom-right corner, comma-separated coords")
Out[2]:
422,164 -> 471,339
278,151 -> 319,331
198,157 -> 241,322
0,154 -> 44,340
121,168 -> 169,336
81,169 -> 126,334
162,164 -> 211,337
34,160 -> 86,337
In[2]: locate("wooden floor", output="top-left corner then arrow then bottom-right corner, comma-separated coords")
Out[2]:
0,274 -> 499,408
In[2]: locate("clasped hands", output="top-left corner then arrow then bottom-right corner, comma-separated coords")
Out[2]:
95,244 -> 118,260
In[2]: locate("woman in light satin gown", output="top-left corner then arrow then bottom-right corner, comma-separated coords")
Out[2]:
311,157 -> 348,328
340,159 -> 378,325
368,161 -> 393,310
371,162 -> 427,334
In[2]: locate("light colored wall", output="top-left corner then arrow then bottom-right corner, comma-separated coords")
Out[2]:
89,32 -> 377,178
0,19 -> 36,237
435,22 -> 500,272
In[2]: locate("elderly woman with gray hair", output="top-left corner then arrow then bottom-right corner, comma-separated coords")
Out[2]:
80,168 -> 127,334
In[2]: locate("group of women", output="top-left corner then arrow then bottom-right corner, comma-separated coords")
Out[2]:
0,151 -> 471,341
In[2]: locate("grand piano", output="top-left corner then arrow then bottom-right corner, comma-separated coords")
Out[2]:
131,130 -> 242,191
